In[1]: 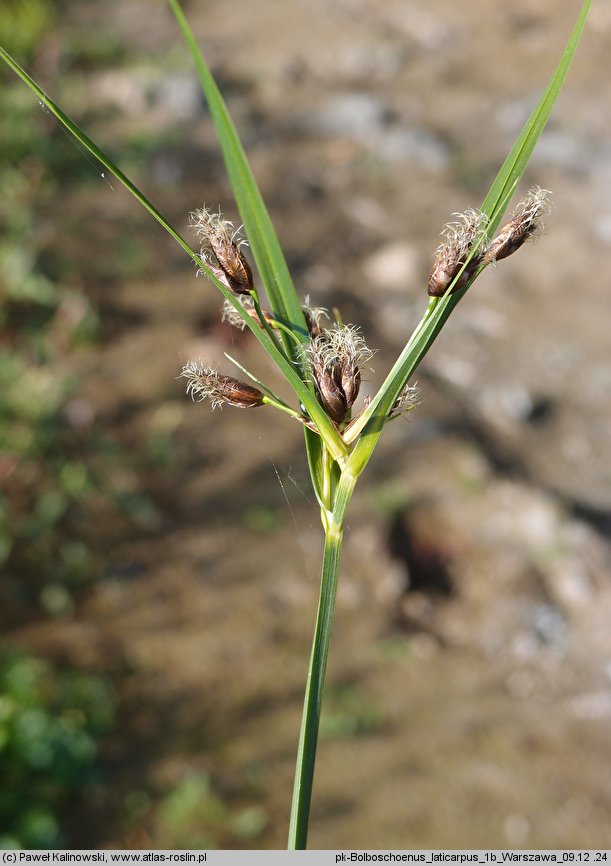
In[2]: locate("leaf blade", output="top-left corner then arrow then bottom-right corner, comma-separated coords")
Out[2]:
167,0 -> 308,347
0,46 -> 347,460
345,0 -> 591,477
481,0 -> 592,233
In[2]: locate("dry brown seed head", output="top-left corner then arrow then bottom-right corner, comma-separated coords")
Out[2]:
389,382 -> 421,419
302,296 -> 329,338
312,352 -> 363,425
306,324 -> 372,424
198,250 -> 237,292
314,364 -> 352,424
217,376 -> 265,408
180,360 -> 264,409
483,186 -> 552,265
428,208 -> 489,297
338,360 -> 361,410
191,207 -> 254,295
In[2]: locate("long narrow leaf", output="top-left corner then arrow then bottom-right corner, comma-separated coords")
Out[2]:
0,46 -> 347,461
167,0 -> 308,348
481,0 -> 591,234
166,0 -> 334,496
0,47 -> 196,271
344,0 -> 591,476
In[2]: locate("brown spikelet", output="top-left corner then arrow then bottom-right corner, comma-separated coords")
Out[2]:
302,296 -> 329,338
191,208 -> 254,295
483,186 -> 551,265
428,208 -> 489,297
306,325 -> 372,424
180,361 -> 264,409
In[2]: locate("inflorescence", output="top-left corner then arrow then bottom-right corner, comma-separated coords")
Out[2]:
427,186 -> 551,297
180,361 -> 264,409
181,190 -> 551,431
306,324 -> 373,425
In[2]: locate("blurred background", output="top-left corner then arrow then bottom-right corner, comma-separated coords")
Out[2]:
2,0 -> 611,850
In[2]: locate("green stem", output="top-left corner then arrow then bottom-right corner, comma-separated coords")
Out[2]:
288,470 -> 357,849
251,290 -> 287,357
269,318 -> 305,348
261,395 -> 307,423
288,520 -> 343,849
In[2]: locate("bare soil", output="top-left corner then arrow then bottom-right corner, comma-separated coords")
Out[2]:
7,0 -> 611,849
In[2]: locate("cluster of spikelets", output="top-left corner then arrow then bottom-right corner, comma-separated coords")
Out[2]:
181,206 -> 385,429
181,187 -> 550,433
427,186 -> 551,296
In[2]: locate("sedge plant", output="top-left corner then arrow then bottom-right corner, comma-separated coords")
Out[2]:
1,0 -> 591,848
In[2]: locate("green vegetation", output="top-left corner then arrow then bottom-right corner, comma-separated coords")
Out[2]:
0,74 -> 99,612
0,3 -> 143,848
151,772 -> 267,849
321,684 -> 384,739
0,652 -> 114,849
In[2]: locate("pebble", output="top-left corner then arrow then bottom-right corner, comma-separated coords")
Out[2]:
310,93 -> 389,138
566,690 -> 611,720
360,241 -> 420,291
377,127 -> 449,169
306,92 -> 449,169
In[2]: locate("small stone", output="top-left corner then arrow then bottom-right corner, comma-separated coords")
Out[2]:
361,241 -> 420,291
310,93 -> 388,139
566,691 -> 611,720
378,127 -> 449,170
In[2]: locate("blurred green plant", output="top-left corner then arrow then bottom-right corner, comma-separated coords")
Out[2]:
149,772 -> 266,849
0,651 -> 114,849
0,14 -> 101,612
0,54 -> 164,613
320,684 -> 384,740
0,0 -> 55,64
0,5 -> 187,850
0,155 -> 100,611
